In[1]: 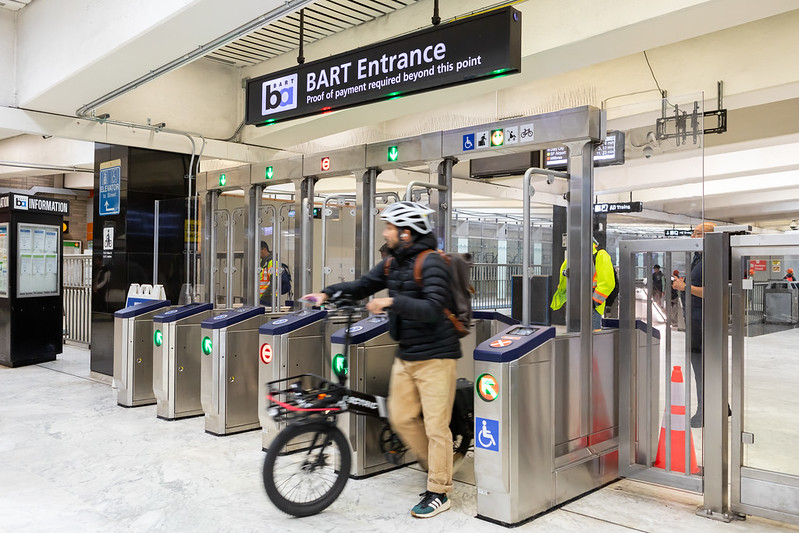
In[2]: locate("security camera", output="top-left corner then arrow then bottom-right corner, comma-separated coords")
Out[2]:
643,145 -> 654,159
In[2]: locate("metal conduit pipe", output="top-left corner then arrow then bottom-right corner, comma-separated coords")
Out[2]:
0,161 -> 93,173
522,167 -> 568,326
405,181 -> 448,202
75,0 -> 315,118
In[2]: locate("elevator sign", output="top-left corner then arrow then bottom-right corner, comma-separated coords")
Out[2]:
99,160 -> 121,216
246,7 -> 521,125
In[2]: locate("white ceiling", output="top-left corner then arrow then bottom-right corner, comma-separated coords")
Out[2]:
0,0 -> 32,11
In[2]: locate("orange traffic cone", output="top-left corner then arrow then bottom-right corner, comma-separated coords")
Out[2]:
654,366 -> 700,473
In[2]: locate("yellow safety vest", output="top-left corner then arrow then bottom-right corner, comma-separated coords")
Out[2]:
259,259 -> 273,296
550,244 -> 616,315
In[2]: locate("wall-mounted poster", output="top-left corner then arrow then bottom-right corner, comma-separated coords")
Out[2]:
17,223 -> 60,297
0,223 -> 8,297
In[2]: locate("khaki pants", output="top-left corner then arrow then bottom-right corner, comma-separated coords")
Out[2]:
388,357 -> 457,494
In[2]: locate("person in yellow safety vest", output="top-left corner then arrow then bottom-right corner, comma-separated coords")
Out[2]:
259,240 -> 274,306
550,239 -> 616,330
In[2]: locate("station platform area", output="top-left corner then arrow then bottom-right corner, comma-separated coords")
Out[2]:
1,345 -> 798,533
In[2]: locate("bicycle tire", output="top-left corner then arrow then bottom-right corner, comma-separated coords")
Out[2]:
263,421 -> 351,517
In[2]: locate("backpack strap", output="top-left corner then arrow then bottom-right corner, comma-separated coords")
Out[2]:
413,249 -> 436,286
383,256 -> 393,277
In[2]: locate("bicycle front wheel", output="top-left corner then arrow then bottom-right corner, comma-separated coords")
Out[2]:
263,421 -> 351,517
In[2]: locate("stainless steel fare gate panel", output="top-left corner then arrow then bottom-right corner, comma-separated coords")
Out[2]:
329,315 -> 404,478
152,303 -> 214,420
113,300 -> 172,407
258,309 -> 333,450
200,307 -> 276,435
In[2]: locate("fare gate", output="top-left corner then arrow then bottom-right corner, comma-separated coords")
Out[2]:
257,309 -> 345,450
113,299 -> 172,407
330,314 -> 401,478
152,302 -> 214,420
200,306 -> 278,435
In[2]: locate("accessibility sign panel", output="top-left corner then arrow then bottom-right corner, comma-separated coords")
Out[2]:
475,417 -> 499,452
462,133 -> 475,151
99,161 -> 121,216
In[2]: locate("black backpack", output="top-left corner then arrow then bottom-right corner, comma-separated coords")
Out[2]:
594,249 -> 619,307
279,263 -> 292,296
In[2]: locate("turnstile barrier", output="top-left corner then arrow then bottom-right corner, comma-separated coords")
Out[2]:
330,314 -> 405,478
152,302 -> 214,420
113,299 -> 172,407
200,306 -> 281,435
258,308 -> 334,450
473,322 -> 638,526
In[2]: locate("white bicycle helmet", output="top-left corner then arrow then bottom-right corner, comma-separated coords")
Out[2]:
380,201 -> 435,234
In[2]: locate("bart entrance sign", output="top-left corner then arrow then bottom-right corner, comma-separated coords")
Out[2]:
246,7 -> 521,125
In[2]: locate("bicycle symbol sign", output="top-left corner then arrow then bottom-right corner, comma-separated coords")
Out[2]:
475,417 -> 499,451
477,373 -> 499,402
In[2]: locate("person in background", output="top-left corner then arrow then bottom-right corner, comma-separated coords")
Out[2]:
550,238 -> 616,331
673,222 -> 716,428
669,269 -> 681,327
259,241 -> 274,306
652,264 -> 664,307
784,268 -> 796,281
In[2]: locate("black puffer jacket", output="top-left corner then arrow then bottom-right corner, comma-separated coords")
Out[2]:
323,232 -> 462,361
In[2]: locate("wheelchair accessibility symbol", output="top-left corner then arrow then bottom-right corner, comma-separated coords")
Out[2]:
475,417 -> 499,451
462,133 -> 475,151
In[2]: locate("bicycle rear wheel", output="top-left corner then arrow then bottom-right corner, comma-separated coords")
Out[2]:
263,421 -> 351,517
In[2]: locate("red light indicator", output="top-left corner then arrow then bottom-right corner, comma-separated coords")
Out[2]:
321,157 -> 331,171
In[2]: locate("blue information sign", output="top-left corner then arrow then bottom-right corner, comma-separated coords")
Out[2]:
99,165 -> 121,216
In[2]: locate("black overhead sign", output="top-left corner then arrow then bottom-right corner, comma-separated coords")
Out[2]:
665,229 -> 693,236
593,202 -> 643,214
0,194 -> 70,215
245,7 -> 522,125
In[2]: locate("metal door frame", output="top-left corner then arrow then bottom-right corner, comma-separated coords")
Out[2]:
730,233 -> 799,525
618,237 -> 705,494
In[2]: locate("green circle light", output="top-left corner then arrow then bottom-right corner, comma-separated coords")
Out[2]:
202,336 -> 213,355
332,353 -> 348,378
154,329 -> 163,347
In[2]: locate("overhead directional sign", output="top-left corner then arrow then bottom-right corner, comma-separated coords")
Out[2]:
476,373 -> 499,402
246,7 -> 521,125
665,229 -> 693,237
593,201 -> 643,214
387,146 -> 399,162
99,160 -> 121,216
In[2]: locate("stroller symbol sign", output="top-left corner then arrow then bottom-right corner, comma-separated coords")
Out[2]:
475,417 -> 499,451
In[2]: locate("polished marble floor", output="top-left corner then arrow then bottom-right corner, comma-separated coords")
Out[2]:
1,345 -> 798,533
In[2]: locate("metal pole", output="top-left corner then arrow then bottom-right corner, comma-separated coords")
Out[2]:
437,158 -> 454,253
205,191 -> 218,305
699,231 -> 732,520
153,200 -> 160,286
355,170 -> 378,278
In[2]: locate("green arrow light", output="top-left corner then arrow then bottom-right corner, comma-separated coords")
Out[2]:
265,166 -> 274,180
219,174 -> 226,187
153,329 -> 163,347
387,146 -> 399,162
202,336 -> 213,355
332,353 -> 348,378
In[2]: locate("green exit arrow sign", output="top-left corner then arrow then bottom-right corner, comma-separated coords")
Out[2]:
265,166 -> 274,180
387,146 -> 399,162
218,174 -> 226,187
202,336 -> 213,355
332,353 -> 348,378
153,329 -> 163,347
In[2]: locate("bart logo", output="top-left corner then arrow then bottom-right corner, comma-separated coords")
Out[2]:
261,74 -> 298,116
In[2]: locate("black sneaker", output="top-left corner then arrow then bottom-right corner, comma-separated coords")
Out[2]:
411,491 -> 450,518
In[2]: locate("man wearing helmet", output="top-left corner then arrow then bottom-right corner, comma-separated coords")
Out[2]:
303,201 -> 461,519
784,268 -> 796,281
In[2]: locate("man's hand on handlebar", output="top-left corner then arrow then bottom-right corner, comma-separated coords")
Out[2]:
366,297 -> 393,315
300,292 -> 329,306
